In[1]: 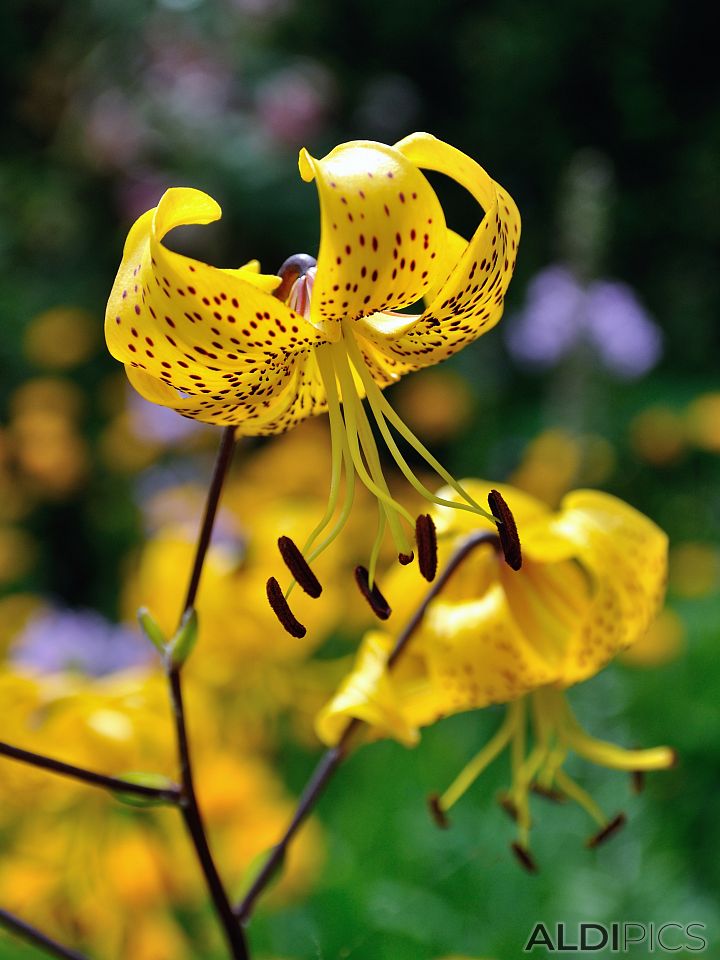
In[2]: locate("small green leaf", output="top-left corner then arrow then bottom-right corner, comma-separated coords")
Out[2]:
137,607 -> 168,655
112,771 -> 177,808
240,846 -> 286,899
168,608 -> 198,667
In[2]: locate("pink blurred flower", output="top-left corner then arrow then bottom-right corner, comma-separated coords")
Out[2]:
256,63 -> 333,146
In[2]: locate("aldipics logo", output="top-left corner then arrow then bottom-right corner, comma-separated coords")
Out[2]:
523,922 -> 708,953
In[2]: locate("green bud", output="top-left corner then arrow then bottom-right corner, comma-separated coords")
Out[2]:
168,608 -> 198,667
137,607 -> 168,655
112,771 -> 177,808
240,846 -> 286,899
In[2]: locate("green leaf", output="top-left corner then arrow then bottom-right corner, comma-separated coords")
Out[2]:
137,607 -> 168,655
168,608 -> 199,667
112,771 -> 177,808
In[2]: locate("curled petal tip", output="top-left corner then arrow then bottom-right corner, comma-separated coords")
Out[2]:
298,147 -> 316,182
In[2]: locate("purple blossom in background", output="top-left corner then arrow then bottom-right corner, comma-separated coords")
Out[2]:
11,607 -> 150,677
584,280 -> 662,379
506,264 -> 662,379
127,388 -> 208,444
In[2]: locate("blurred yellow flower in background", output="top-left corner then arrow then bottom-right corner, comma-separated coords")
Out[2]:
686,392 -> 720,453
0,665 -> 323,958
124,419 -> 388,677
23,307 -> 99,370
510,429 -> 615,508
630,405 -> 686,466
669,541 -> 720,599
4,377 -> 89,499
619,608 -> 685,668
317,480 -> 673,861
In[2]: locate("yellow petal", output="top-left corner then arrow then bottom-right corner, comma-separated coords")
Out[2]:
315,631 -> 420,748
105,187 -> 325,427
499,558 -> 591,669
372,133 -> 520,367
550,490 -> 669,684
352,228 -> 470,386
431,478 -> 549,538
422,584 -> 558,711
299,141 -> 446,338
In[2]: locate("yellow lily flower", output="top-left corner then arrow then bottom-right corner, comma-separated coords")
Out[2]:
316,482 -> 674,862
105,134 -> 520,608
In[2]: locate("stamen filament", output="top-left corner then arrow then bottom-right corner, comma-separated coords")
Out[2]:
342,329 -> 494,522
439,709 -> 516,811
343,330 -> 496,521
350,367 -> 415,559
306,347 -> 357,565
367,505 -> 387,589
555,693 -> 675,771
329,343 -> 415,525
298,348 -> 345,557
509,699 -> 532,843
553,769 -> 607,827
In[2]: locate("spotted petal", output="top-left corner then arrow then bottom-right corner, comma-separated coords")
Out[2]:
315,631 -> 420,748
360,134 -> 520,368
106,187 -> 325,428
299,142 -> 447,339
549,490 -> 668,684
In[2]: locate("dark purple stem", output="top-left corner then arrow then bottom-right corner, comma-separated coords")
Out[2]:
165,425 -> 250,960
0,909 -> 90,960
0,740 -> 180,803
235,531 -> 500,922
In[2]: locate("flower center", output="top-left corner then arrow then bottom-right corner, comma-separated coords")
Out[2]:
270,256 -> 519,635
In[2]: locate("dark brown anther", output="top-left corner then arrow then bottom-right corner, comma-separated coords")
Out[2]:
266,577 -> 307,638
630,770 -> 645,794
398,551 -> 414,565
511,842 -> 538,874
354,565 -> 392,620
427,793 -> 450,829
487,489 -> 522,571
498,793 -> 519,822
274,254 -> 318,302
531,783 -> 567,803
278,536 -> 322,598
415,514 -> 438,581
586,812 -> 627,849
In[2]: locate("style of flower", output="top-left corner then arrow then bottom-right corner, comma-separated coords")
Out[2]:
316,481 -> 674,864
105,133 -> 520,620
